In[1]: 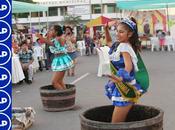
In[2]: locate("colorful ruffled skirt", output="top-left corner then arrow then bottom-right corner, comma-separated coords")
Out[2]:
105,80 -> 145,106
51,54 -> 74,71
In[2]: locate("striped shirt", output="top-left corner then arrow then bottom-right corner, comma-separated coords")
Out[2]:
19,50 -> 33,63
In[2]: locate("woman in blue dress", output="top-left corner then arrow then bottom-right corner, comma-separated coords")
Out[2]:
36,25 -> 73,90
104,18 -> 145,123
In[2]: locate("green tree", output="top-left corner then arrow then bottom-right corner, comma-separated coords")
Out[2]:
64,14 -> 81,27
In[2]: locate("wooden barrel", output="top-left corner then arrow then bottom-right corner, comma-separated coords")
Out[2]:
40,84 -> 76,112
80,104 -> 164,130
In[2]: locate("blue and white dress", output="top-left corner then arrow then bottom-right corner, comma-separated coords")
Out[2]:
49,38 -> 74,71
105,43 -> 145,106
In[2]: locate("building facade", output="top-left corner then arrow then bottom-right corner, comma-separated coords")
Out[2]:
13,0 -> 121,30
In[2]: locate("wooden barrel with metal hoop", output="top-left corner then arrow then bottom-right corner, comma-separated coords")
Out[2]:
40,84 -> 76,112
80,104 -> 163,130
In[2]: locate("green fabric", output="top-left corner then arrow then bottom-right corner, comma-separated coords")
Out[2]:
135,53 -> 149,91
12,1 -> 48,13
116,0 -> 175,10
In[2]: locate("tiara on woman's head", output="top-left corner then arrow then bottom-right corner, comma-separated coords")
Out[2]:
121,18 -> 136,31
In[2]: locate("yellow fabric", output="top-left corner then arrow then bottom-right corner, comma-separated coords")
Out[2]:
86,16 -> 112,27
86,17 -> 102,27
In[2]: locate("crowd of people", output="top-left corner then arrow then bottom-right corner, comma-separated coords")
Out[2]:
12,25 -> 116,85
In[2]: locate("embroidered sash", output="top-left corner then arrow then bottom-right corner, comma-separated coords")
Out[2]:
110,63 -> 140,103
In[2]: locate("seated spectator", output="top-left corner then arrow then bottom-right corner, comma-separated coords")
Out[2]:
19,41 -> 34,84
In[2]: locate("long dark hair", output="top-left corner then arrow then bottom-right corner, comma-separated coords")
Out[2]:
121,17 -> 141,53
53,25 -> 63,37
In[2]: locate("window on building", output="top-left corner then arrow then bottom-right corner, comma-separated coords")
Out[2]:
49,7 -> 58,16
107,4 -> 116,13
30,12 -> 43,17
92,4 -> 102,14
15,13 -> 29,18
39,12 -> 43,17
60,7 -> 67,16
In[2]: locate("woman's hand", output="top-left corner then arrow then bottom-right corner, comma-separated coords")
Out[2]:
108,20 -> 119,27
110,74 -> 123,83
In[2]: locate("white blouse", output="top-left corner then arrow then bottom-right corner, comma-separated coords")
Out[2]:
109,43 -> 139,72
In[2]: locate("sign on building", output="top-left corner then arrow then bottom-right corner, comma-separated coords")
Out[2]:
68,5 -> 90,15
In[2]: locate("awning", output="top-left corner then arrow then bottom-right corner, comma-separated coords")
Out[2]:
12,0 -> 48,13
116,0 -> 175,10
86,16 -> 112,27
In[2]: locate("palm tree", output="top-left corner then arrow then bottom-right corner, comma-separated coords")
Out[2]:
64,14 -> 82,27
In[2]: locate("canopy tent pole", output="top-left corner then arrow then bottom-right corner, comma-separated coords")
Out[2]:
89,0 -> 92,19
29,12 -> 32,34
46,11 -> 49,30
166,4 -> 170,35
101,0 -> 103,16
120,9 -> 122,19
38,12 -> 41,32
120,9 -> 124,20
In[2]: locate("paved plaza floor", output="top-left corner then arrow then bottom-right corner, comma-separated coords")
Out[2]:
13,50 -> 175,130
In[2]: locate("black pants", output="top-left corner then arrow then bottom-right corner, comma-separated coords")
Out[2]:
23,69 -> 29,82
85,46 -> 90,56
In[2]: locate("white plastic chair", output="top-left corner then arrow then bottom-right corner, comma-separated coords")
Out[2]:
165,36 -> 175,51
100,46 -> 110,63
150,37 -> 160,51
96,48 -> 111,77
32,48 -> 39,73
77,40 -> 86,56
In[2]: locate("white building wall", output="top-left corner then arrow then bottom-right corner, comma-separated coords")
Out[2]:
13,0 -> 120,25
38,0 -> 116,5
